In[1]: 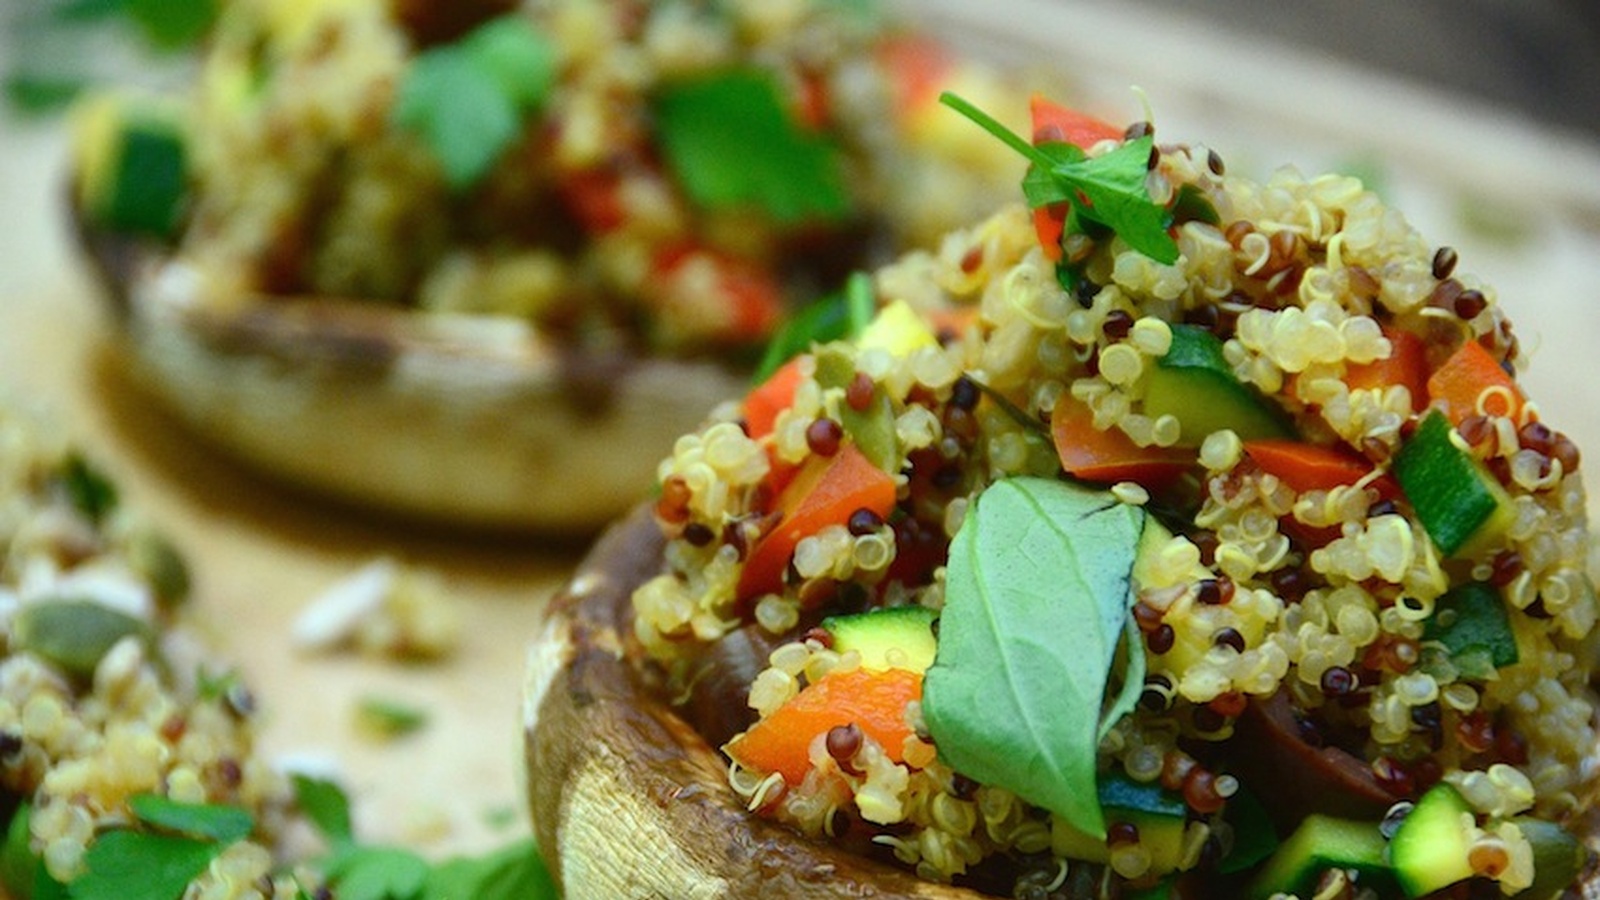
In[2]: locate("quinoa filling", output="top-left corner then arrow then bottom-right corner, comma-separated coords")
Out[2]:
630,98 -> 1599,898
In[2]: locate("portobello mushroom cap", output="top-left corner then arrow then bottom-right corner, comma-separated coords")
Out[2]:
73,214 -> 746,532
524,505 -> 981,899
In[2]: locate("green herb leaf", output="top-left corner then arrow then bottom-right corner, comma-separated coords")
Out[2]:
655,70 -> 852,224
325,845 -> 431,900
940,91 -> 1179,265
69,831 -> 221,900
923,477 -> 1145,839
356,695 -> 430,739
1099,615 -> 1146,742
128,795 -> 253,845
121,0 -> 217,51
752,270 -> 874,383
292,774 -> 355,848
61,453 -> 117,522
423,838 -> 558,900
393,16 -> 554,191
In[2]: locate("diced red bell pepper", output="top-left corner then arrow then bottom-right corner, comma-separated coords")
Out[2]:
1051,392 -> 1193,487
652,244 -> 786,344
1027,96 -> 1123,261
561,167 -> 630,234
724,667 -> 922,785
877,33 -> 954,113
737,442 -> 897,603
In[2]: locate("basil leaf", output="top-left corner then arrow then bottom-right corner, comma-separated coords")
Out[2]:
325,845 -> 430,900
923,477 -> 1145,839
655,70 -> 851,224
128,795 -> 253,845
1099,616 -> 1146,742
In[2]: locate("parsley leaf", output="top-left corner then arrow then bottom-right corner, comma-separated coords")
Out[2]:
393,16 -> 555,191
325,845 -> 431,900
751,270 -> 874,383
61,453 -> 117,523
120,0 -> 217,51
424,838 -> 557,900
292,774 -> 355,847
940,91 -> 1179,265
356,695 -> 430,739
655,70 -> 852,224
70,831 -> 221,900
128,795 -> 253,844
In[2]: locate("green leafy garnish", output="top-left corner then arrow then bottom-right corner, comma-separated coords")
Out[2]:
655,70 -> 852,224
325,845 -> 432,900
752,270 -> 874,383
119,0 -> 216,51
356,695 -> 430,739
393,16 -> 555,190
923,477 -> 1146,839
423,838 -> 558,900
69,796 -> 255,900
127,795 -> 253,844
939,92 -> 1179,265
292,773 -> 356,847
61,453 -> 117,523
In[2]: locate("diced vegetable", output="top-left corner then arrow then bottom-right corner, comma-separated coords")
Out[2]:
1346,326 -> 1428,412
654,69 -> 852,224
75,95 -> 188,239
744,358 -> 806,441
1028,94 -> 1123,151
1246,814 -> 1390,900
1427,338 -> 1526,427
1051,773 -> 1189,875
724,667 -> 922,785
855,300 -> 937,358
737,442 -> 896,602
1243,439 -> 1398,498
877,34 -> 953,113
814,346 -> 898,472
1143,325 -> 1291,446
823,606 -> 937,674
651,245 -> 785,345
1389,783 -> 1477,898
1392,411 -> 1515,558
1052,392 -> 1193,486
1510,817 -> 1585,900
1423,581 -> 1518,678
13,599 -> 153,681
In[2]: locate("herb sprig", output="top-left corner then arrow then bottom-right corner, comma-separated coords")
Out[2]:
922,477 -> 1147,840
939,92 -> 1179,265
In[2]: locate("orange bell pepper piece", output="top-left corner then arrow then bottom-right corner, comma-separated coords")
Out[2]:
1243,439 -> 1399,499
1426,339 -> 1526,427
1345,326 -> 1428,412
744,357 -> 805,441
725,667 -> 922,785
737,442 -> 897,602
877,34 -> 954,113
1051,392 -> 1193,487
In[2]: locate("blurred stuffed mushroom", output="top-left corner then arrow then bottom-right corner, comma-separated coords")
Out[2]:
526,94 -> 1600,898
70,0 -> 1020,530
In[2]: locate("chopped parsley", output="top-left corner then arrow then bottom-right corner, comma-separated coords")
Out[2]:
393,15 -> 556,191
68,796 -> 256,900
940,92 -> 1180,265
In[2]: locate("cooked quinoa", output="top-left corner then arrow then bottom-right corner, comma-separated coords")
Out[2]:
630,106 -> 1600,898
132,0 -> 1017,355
0,403 -> 304,899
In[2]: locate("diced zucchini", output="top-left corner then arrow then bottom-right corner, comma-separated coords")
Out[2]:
1246,814 -> 1390,900
1143,325 -> 1290,446
1510,817 -> 1585,900
1052,773 -> 1190,876
1393,411 -> 1515,558
814,346 -> 898,473
1423,582 -> 1518,678
1390,783 -> 1476,898
74,94 -> 188,239
823,606 -> 938,674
